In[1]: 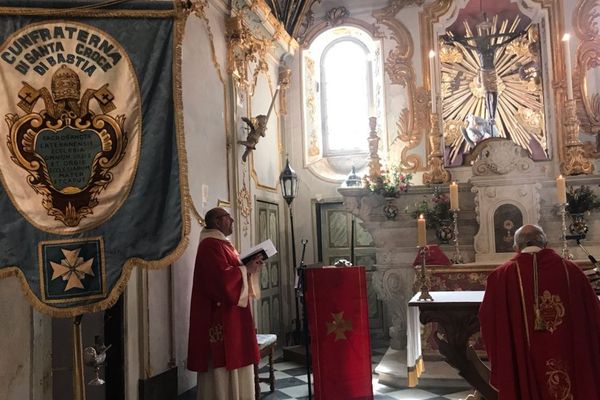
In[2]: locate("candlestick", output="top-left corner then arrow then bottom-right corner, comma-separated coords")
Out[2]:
450,208 -> 463,264
417,214 -> 427,247
449,182 -> 459,210
559,203 -> 573,259
556,175 -> 567,204
429,50 -> 437,113
562,34 -> 574,100
417,246 -> 433,301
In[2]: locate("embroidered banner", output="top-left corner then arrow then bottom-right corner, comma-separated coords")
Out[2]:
0,2 -> 189,316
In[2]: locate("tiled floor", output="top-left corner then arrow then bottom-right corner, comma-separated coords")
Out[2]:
179,345 -> 473,400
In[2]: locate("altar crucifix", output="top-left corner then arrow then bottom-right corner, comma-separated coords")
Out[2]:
442,14 -> 528,133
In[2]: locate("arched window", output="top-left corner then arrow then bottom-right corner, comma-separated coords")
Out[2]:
321,38 -> 372,156
302,26 -> 385,181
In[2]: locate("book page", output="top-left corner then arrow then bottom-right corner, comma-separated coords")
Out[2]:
240,239 -> 277,264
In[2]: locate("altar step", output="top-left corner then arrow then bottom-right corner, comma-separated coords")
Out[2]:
375,347 -> 473,390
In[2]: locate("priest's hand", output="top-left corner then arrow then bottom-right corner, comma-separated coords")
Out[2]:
245,254 -> 264,275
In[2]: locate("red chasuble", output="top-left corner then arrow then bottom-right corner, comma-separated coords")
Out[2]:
479,248 -> 600,399
187,231 -> 259,372
305,267 -> 373,400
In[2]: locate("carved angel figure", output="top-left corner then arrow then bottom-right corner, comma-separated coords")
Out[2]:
239,114 -> 268,162
461,114 -> 497,148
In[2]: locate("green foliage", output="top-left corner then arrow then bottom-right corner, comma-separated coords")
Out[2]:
365,165 -> 413,198
566,185 -> 600,214
407,186 -> 452,230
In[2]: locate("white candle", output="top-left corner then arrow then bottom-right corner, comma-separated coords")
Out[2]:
449,182 -> 459,210
417,214 -> 427,247
429,50 -> 437,113
562,34 -> 574,100
556,175 -> 567,204
368,103 -> 376,118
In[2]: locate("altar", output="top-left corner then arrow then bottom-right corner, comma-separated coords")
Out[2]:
407,291 -> 495,399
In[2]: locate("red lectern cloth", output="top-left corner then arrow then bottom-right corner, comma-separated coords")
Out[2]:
305,266 -> 374,400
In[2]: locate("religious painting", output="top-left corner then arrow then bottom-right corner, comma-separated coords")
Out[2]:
439,1 -> 548,167
494,204 -> 523,253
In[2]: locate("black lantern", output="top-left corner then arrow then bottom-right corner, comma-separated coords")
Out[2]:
279,158 -> 301,338
279,158 -> 299,206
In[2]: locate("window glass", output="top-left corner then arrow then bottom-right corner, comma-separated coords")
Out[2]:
321,39 -> 370,154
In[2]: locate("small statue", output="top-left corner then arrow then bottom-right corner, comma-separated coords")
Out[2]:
83,335 -> 111,385
461,113 -> 497,148
239,114 -> 268,162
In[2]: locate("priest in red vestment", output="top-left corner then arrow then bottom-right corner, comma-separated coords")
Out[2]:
187,207 -> 264,400
480,224 -> 600,399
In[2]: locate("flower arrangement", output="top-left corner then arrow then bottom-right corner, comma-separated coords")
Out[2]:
408,186 -> 452,230
364,165 -> 413,198
566,185 -> 600,214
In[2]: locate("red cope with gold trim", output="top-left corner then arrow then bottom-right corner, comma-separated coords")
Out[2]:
480,248 -> 600,399
305,266 -> 373,399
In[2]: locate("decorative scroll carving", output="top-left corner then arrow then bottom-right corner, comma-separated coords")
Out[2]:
301,14 -> 383,46
225,14 -> 272,91
373,3 -> 426,172
471,140 -> 534,176
237,167 -> 252,236
325,6 -> 350,26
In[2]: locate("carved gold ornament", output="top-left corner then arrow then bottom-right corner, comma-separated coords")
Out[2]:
441,18 -> 547,166
225,14 -> 272,91
373,2 -> 427,172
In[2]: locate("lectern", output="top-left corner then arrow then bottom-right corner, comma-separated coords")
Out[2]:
305,266 -> 373,400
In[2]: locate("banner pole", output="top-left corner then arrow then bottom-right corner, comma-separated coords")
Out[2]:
73,315 -> 86,400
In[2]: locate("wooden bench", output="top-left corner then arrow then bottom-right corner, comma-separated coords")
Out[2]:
254,334 -> 277,399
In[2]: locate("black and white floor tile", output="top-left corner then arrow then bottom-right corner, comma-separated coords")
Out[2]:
179,345 -> 473,400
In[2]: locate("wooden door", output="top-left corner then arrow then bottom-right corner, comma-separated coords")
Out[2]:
255,200 -> 283,339
316,201 -> 385,335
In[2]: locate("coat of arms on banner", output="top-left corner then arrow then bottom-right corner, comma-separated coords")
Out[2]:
0,21 -> 141,234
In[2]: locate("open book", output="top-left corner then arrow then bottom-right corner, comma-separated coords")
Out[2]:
240,239 -> 277,265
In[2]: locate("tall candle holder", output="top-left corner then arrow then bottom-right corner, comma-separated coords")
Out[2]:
450,208 -> 464,264
559,202 -> 573,259
417,246 -> 433,301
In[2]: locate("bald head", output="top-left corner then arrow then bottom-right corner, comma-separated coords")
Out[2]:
205,207 -> 232,230
514,224 -> 547,251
